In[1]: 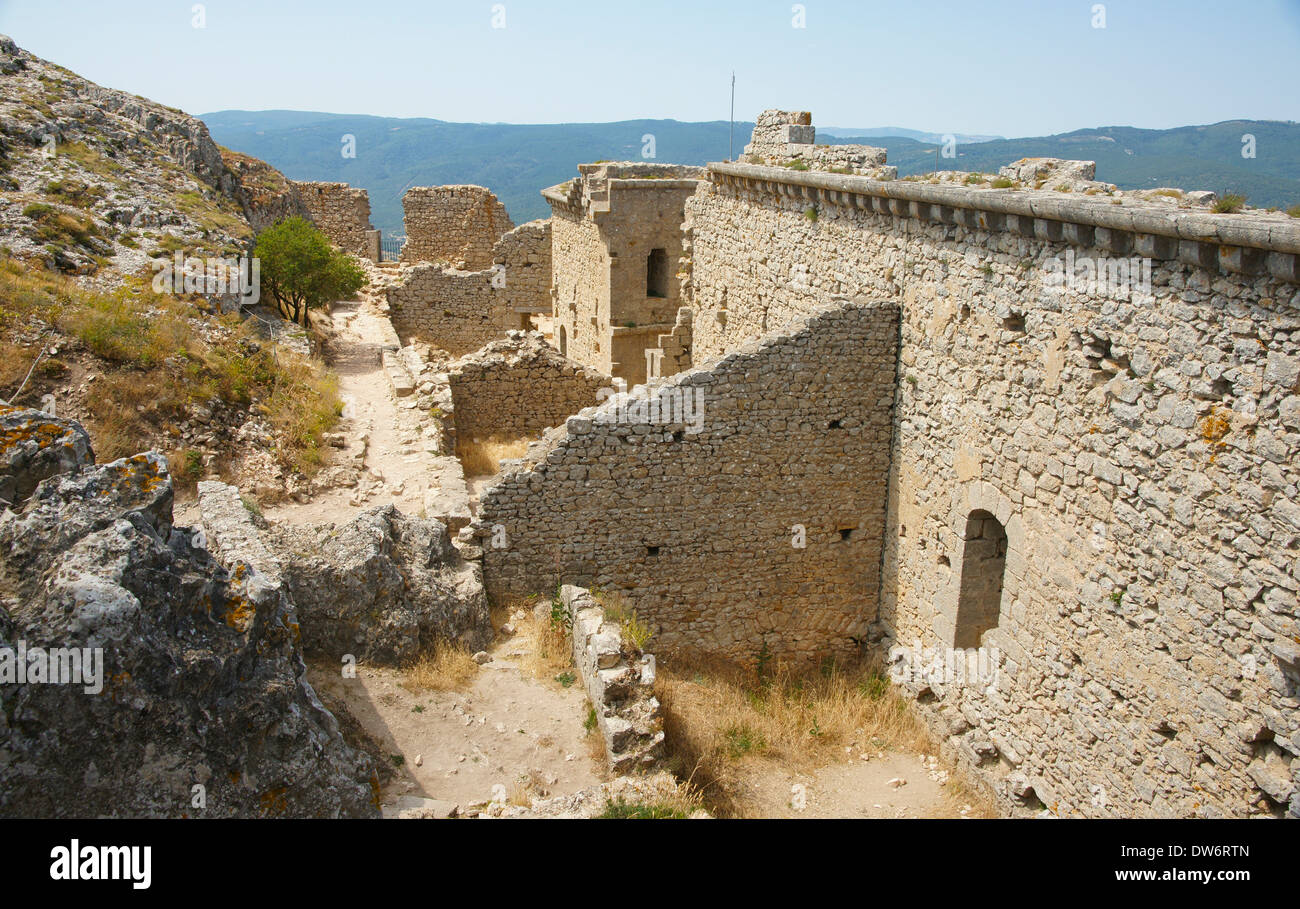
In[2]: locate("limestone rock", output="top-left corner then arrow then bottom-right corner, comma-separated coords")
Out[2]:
268,505 -> 492,665
0,405 -> 94,509
0,411 -> 379,817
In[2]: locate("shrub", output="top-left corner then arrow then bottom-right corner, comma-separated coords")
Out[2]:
254,217 -> 366,325
22,203 -> 102,251
44,179 -> 107,208
1212,193 -> 1247,213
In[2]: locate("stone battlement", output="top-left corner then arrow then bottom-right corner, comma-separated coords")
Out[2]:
707,161 -> 1300,280
743,109 -> 893,178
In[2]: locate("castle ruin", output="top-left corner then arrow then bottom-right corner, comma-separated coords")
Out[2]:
303,109 -> 1299,819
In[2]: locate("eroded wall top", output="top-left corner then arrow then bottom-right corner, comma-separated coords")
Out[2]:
402,184 -> 513,269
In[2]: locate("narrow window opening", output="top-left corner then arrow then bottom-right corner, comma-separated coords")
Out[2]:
953,509 -> 1008,649
647,248 -> 669,298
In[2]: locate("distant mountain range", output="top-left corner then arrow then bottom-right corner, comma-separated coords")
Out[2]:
818,126 -> 1003,144
202,111 -> 1300,237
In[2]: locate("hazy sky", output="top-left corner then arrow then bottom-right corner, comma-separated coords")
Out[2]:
2,0 -> 1298,136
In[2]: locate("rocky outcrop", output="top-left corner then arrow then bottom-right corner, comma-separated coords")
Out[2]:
0,409 -> 380,818
264,506 -> 492,665
0,405 -> 94,508
220,148 -> 311,234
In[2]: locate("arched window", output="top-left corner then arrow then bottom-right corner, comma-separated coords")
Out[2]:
953,509 -> 1007,649
558,325 -> 567,357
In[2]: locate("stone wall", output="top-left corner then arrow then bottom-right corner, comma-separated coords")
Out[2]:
682,160 -> 1300,818
447,331 -> 609,441
493,219 -> 552,319
291,180 -> 373,256
543,163 -> 706,385
559,584 -> 665,772
402,185 -> 513,269
549,200 -> 609,369
744,109 -> 895,178
466,300 -> 899,666
384,261 -> 519,355
383,217 -> 552,355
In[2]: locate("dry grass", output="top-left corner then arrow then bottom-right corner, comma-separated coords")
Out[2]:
657,657 -> 932,816
0,257 -> 342,480
401,644 -> 478,693
512,596 -> 574,685
456,434 -> 530,477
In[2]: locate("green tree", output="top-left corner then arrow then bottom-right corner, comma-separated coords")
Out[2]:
253,217 -> 365,325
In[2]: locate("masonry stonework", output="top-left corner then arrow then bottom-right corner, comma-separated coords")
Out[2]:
467,301 -> 899,666
544,163 -> 706,386
680,154 -> 1300,818
384,262 -> 516,356
290,180 -> 374,256
402,185 -> 513,269
447,331 -> 609,441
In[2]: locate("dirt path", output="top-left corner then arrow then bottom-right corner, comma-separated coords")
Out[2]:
310,636 -> 604,816
730,751 -> 978,818
256,295 -> 606,815
263,298 -> 445,525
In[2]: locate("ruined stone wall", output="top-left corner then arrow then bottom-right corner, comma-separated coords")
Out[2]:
744,109 -> 894,178
549,203 -> 610,372
290,180 -> 372,256
467,301 -> 899,666
544,163 -> 705,385
493,219 -> 551,318
559,584 -> 665,772
402,185 -> 513,269
384,262 -> 518,356
383,215 -> 551,355
684,162 -> 1300,818
447,331 -> 609,441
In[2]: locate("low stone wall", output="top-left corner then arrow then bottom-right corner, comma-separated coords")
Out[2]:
291,180 -> 373,256
560,585 -> 664,772
448,331 -> 608,441
402,185 -> 513,269
468,300 -> 899,666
